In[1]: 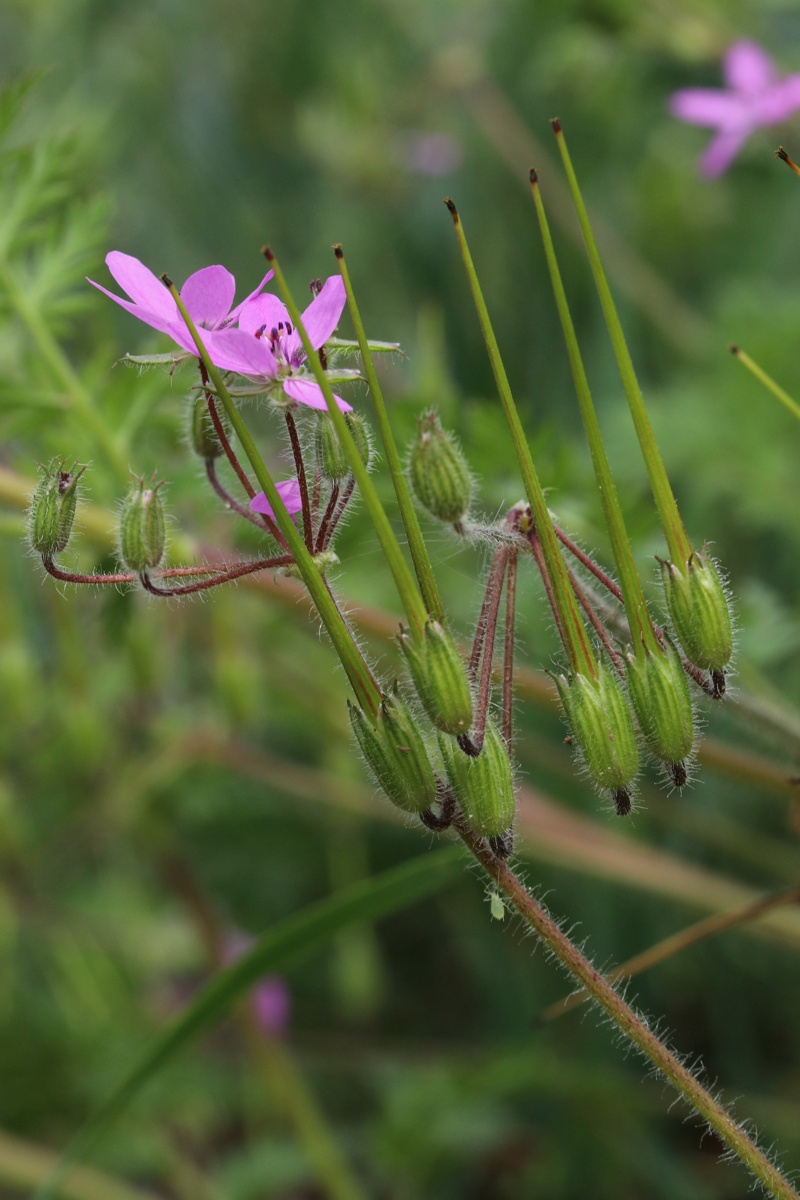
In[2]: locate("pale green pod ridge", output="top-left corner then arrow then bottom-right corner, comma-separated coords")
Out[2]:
348,693 -> 438,814
439,719 -> 515,838
29,460 -> 84,557
190,395 -> 231,460
409,410 -> 472,525
119,478 -> 167,572
400,620 -> 473,736
556,666 -> 639,811
660,552 -> 733,673
314,413 -> 350,481
344,411 -> 373,469
626,643 -> 694,783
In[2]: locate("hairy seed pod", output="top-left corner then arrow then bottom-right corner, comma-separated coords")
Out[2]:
660,551 -> 733,673
556,665 -> 639,807
190,396 -> 231,460
439,719 -> 515,839
119,478 -> 167,572
348,692 -> 437,813
400,620 -> 473,736
29,460 -> 85,556
626,643 -> 694,781
314,413 -> 350,481
344,412 -> 372,469
409,411 -> 472,524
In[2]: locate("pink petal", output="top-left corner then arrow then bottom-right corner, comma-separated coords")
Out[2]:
754,75 -> 800,124
87,279 -> 182,336
668,88 -> 742,128
180,265 -> 236,328
282,376 -> 352,413
104,251 -> 177,321
724,41 -> 776,94
228,269 -> 276,324
698,126 -> 750,177
205,327 -> 279,375
238,293 -> 291,337
250,478 -> 304,518
300,276 -> 346,350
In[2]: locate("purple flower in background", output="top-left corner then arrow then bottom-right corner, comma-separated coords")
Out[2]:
669,41 -> 800,176
211,276 -> 351,412
250,478 -> 304,520
224,936 -> 291,1038
88,252 -> 274,360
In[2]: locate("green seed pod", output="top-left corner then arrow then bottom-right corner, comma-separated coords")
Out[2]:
119,478 -> 167,572
344,412 -> 372,469
348,692 -> 437,813
660,552 -> 733,673
314,413 -> 350,481
626,643 -> 694,786
29,460 -> 85,556
439,719 -> 515,838
556,665 -> 639,812
400,620 -> 473,736
409,411 -> 472,525
190,396 -> 231,460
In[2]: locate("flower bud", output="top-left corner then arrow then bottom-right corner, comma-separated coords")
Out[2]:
400,620 -> 473,736
626,644 -> 695,785
556,665 -> 639,812
344,412 -> 372,469
119,478 -> 167,572
660,552 -> 733,673
409,411 -> 472,525
314,413 -> 350,481
348,692 -> 437,813
190,396 -> 231,460
29,460 -> 85,556
439,719 -> 515,839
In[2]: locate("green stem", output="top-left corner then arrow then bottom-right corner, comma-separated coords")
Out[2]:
334,245 -> 445,623
163,277 -> 382,718
264,248 -> 428,642
0,257 -> 129,484
444,199 -> 595,677
530,172 -> 659,660
457,817 -> 800,1200
730,344 -> 800,422
551,122 -> 693,566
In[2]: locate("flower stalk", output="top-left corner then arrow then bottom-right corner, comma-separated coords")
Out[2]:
163,275 -> 382,718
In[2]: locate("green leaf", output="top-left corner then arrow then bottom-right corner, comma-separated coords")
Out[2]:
35,847 -> 461,1200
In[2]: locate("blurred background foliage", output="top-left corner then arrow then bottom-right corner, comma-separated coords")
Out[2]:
1,0 -> 800,1196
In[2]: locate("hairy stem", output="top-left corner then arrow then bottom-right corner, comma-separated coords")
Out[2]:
456,817 -> 800,1200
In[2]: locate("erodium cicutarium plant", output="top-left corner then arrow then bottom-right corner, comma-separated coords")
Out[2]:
26,123 -> 800,1200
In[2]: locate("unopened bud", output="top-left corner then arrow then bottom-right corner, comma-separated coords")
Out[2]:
556,665 -> 639,812
439,719 -> 515,839
314,414 -> 350,481
349,692 -> 437,813
344,412 -> 372,469
409,411 -> 472,525
119,477 -> 167,572
190,396 -> 231,460
660,551 -> 733,673
29,459 -> 85,556
400,620 -> 473,736
626,644 -> 694,784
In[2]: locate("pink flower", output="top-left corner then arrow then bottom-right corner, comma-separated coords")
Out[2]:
250,478 -> 303,520
88,251 -> 274,358
669,41 -> 800,176
210,276 -> 352,412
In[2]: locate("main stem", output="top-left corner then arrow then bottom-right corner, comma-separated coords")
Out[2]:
456,818 -> 799,1200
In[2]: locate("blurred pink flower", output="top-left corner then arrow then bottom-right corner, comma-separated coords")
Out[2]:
400,131 -> 464,177
250,478 -> 303,520
669,41 -> 800,176
224,935 -> 291,1038
88,252 -> 274,361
